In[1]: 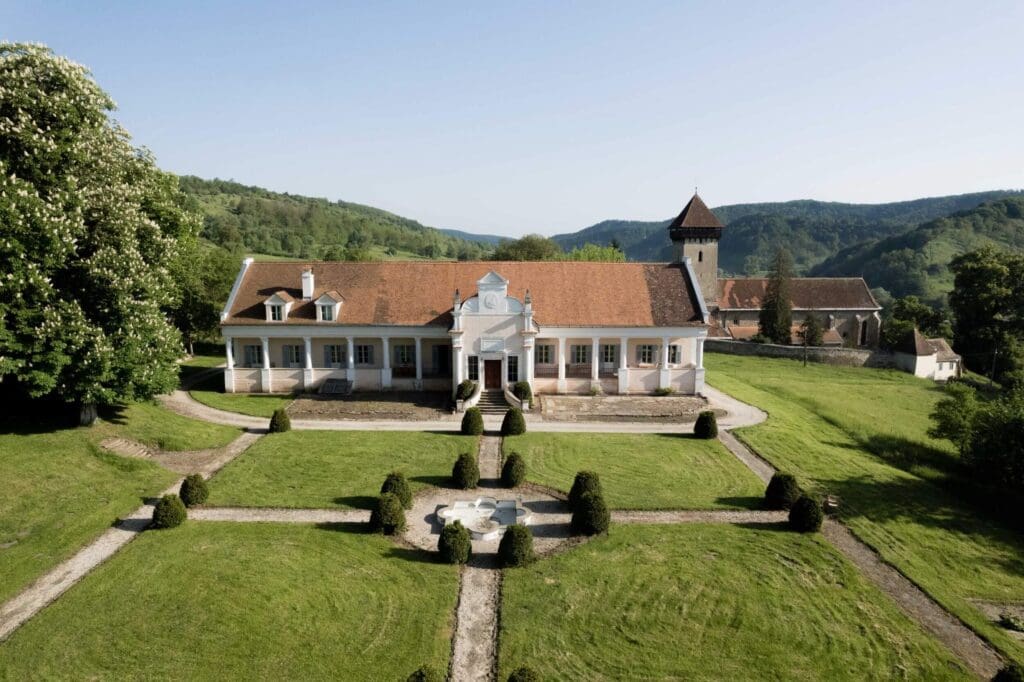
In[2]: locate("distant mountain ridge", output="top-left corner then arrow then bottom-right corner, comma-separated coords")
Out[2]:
553,190 -> 1024,273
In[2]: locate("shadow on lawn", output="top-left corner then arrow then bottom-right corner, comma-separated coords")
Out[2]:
714,495 -> 764,510
410,475 -> 455,488
384,546 -> 440,564
314,521 -> 374,535
333,495 -> 378,510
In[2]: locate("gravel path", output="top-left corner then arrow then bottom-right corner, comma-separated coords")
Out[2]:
0,430 -> 262,643
102,431 -> 264,477
450,561 -> 501,682
612,510 -> 787,524
189,507 -> 369,523
718,430 -> 775,484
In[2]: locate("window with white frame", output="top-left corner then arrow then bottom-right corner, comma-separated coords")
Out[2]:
269,305 -> 283,321
319,304 -> 334,321
636,344 -> 658,365
244,345 -> 262,367
394,344 -> 414,365
283,344 -> 302,367
571,345 -> 590,364
355,344 -> 373,365
468,355 -> 479,381
600,344 -> 617,364
668,345 -> 681,364
536,345 -> 553,364
507,355 -> 519,382
325,344 -> 344,367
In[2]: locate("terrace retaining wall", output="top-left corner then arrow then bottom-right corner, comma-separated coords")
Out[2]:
706,339 -> 897,368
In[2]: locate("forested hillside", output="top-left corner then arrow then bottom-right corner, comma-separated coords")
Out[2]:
553,191 -> 1023,273
811,197 -> 1024,304
179,176 -> 491,261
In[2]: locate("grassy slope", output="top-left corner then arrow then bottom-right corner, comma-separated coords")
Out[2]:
500,524 -> 969,680
0,523 -> 458,680
207,430 -> 479,509
188,371 -> 293,418
503,433 -> 764,510
705,353 -> 1024,663
95,401 -> 240,451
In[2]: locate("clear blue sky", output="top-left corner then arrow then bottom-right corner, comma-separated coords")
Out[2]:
6,1 -> 1024,237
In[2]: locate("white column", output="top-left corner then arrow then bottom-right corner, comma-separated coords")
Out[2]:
260,336 -> 271,393
557,337 -> 567,393
591,337 -> 600,384
381,337 -> 392,389
224,337 -> 235,393
303,336 -> 313,390
346,336 -> 355,384
618,336 -> 629,395
453,343 -> 464,397
696,337 -> 705,369
225,338 -> 235,369
659,335 -> 671,391
524,342 -> 535,392
414,337 -> 423,389
694,336 -> 706,395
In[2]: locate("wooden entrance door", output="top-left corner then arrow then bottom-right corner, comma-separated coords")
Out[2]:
484,360 -> 502,389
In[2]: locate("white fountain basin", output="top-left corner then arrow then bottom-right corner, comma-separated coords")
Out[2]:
436,496 -> 532,541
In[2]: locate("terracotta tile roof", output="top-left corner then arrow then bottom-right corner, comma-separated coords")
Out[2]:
725,324 -> 844,346
903,330 -> 960,360
927,337 -> 960,362
223,261 -> 706,328
269,290 -> 294,303
718,278 -> 880,311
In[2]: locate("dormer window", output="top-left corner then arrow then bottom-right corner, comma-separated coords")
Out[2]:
315,291 -> 343,322
264,290 -> 294,322
320,305 -> 334,321
270,305 -> 283,321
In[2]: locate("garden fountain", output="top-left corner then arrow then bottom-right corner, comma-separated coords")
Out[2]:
436,497 -> 532,541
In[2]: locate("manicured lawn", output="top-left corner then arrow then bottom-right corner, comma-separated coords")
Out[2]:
706,353 -> 1024,664
503,433 -> 764,509
0,418 -> 177,604
96,401 -> 241,451
182,353 -> 225,368
189,371 -> 294,418
500,524 -> 969,680
208,430 -> 479,508
0,523 -> 458,680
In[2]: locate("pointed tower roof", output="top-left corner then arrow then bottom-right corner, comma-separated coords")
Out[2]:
668,193 -> 724,233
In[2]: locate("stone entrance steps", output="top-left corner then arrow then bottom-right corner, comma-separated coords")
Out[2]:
474,390 -> 509,415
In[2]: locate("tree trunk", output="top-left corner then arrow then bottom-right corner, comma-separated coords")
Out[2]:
79,402 -> 98,426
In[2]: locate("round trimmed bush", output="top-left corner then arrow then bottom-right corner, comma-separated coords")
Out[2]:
788,495 -> 824,533
369,492 -> 406,535
512,381 -> 533,405
508,667 -> 541,682
501,407 -> 526,436
461,407 -> 484,435
179,474 -> 209,507
456,379 -> 476,401
763,472 -> 801,510
452,452 -> 480,489
994,663 -> 1024,682
381,471 -> 413,509
269,407 -> 291,433
152,494 -> 186,529
438,520 -> 472,564
407,665 -> 443,682
498,524 -> 534,567
693,410 -> 718,439
502,452 -> 526,488
571,491 -> 610,536
568,470 -> 602,511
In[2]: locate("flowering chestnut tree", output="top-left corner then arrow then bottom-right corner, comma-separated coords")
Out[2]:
0,43 -> 199,422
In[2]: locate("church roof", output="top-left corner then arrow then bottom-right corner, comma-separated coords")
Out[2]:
718,277 -> 880,311
668,193 -> 724,231
223,261 -> 706,328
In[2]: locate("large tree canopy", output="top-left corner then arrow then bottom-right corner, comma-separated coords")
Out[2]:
0,43 -> 199,412
758,248 -> 794,345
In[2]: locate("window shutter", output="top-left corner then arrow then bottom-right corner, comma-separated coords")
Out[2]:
324,346 -> 331,367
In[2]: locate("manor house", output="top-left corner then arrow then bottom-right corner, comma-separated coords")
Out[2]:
219,193 -> 880,396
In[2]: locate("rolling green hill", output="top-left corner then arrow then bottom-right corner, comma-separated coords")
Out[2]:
811,197 -> 1024,303
179,176 -> 491,261
552,191 -> 1024,273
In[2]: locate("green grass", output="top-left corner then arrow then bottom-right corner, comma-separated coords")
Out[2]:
208,430 -> 479,509
501,524 -> 969,680
503,433 -> 765,509
97,401 -> 241,451
182,353 -> 224,368
706,352 -> 1024,664
0,523 -> 458,680
189,371 -> 293,418
0,418 -> 177,604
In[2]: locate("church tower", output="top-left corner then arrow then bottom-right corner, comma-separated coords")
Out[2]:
668,192 -> 723,307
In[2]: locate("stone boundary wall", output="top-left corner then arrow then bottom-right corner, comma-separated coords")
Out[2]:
706,339 -> 896,368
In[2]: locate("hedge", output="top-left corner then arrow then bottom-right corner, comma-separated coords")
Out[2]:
269,408 -> 291,433
498,525 -> 534,567
456,380 -> 476,401
994,663 -> 1024,682
508,667 -> 541,682
502,452 -> 526,488
501,407 -> 527,436
461,407 -> 484,435
370,492 -> 406,535
407,665 -> 443,682
512,381 -> 532,406
452,452 -> 480,489
381,471 -> 413,509
152,494 -> 186,529
568,470 -> 602,511
763,472 -> 801,510
438,520 -> 472,564
788,495 -> 823,533
179,474 -> 209,507
571,491 -> 610,536
693,410 -> 718,439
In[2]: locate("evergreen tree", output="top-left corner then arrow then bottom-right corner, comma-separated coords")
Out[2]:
0,43 -> 199,422
758,248 -> 794,344
799,315 -> 824,346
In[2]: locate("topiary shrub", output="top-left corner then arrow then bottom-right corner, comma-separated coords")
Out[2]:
461,407 -> 484,435
381,471 -> 413,509
502,452 -> 526,488
693,410 -> 718,439
788,495 -> 823,533
179,474 -> 209,507
508,667 -> 541,682
501,407 -> 526,436
269,407 -> 291,433
152,494 -> 186,529
369,492 -> 406,535
568,470 -> 602,511
512,381 -> 533,406
994,663 -> 1024,682
456,380 -> 476,401
653,386 -> 674,396
406,665 -> 443,682
498,524 -> 534,567
452,452 -> 480,489
571,491 -> 610,536
438,520 -> 472,564
763,472 -> 801,510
